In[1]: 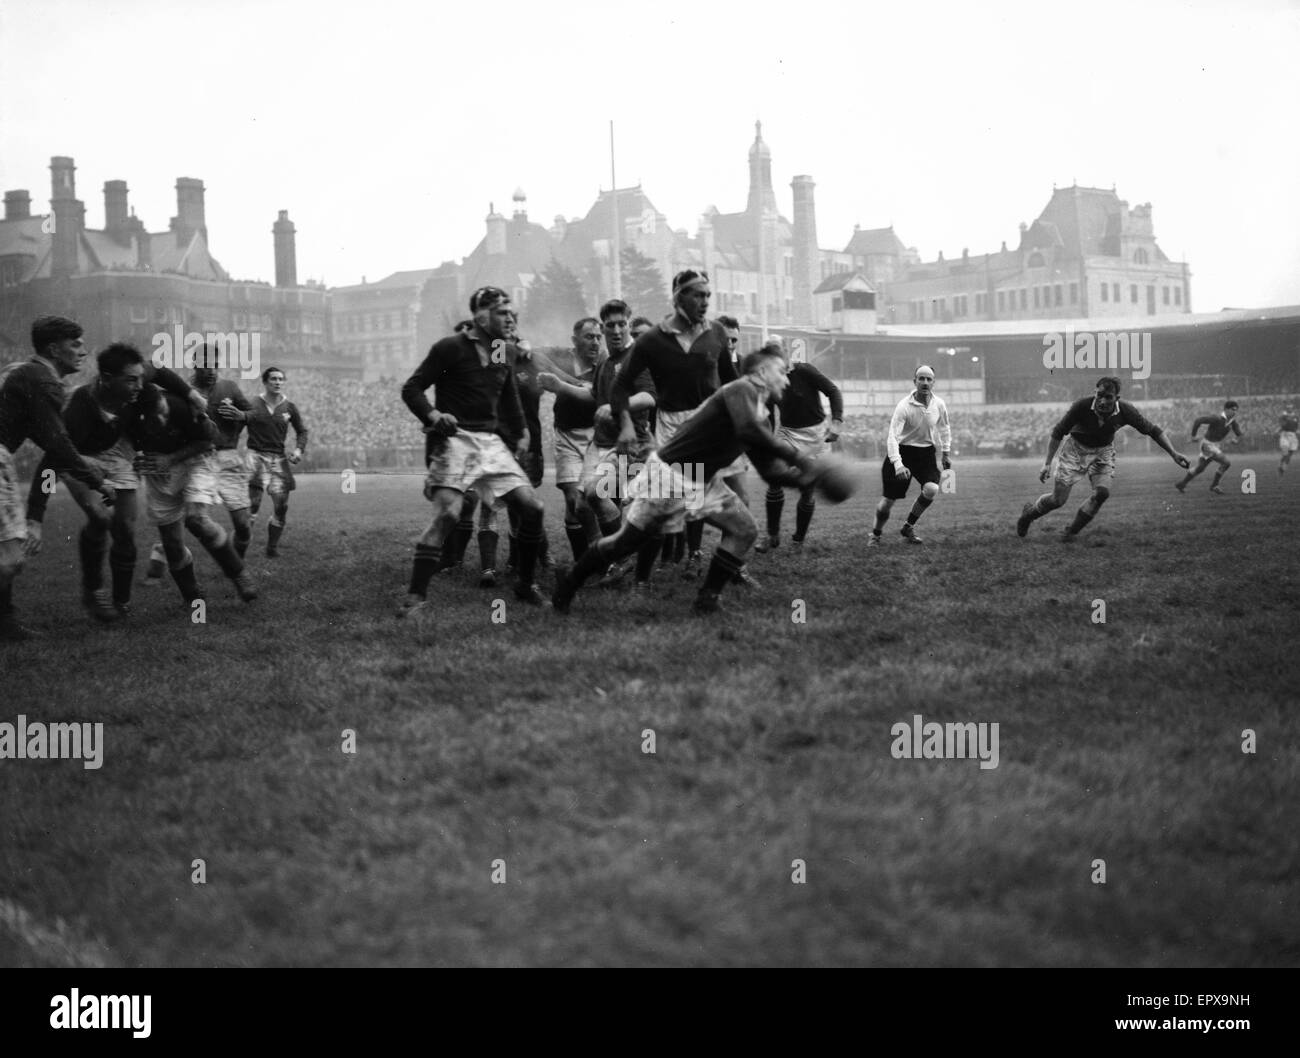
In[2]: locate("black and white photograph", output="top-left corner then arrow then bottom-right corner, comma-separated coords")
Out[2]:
0,0 -> 1295,1023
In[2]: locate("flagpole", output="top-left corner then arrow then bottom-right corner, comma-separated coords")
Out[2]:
610,120 -> 621,300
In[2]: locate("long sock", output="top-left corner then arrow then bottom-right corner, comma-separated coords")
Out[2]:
661,535 -> 674,562
109,540 -> 136,605
636,537 -> 661,582
577,503 -> 600,544
478,529 -> 499,571
233,521 -> 251,558
409,543 -> 441,597
538,533 -> 550,569
793,497 -> 815,541
199,526 -> 244,579
448,509 -> 475,565
79,529 -> 108,593
873,500 -> 890,534
702,547 -> 743,595
567,541 -> 609,591
598,516 -> 622,539
765,486 -> 784,538
0,582 -> 13,615
906,494 -> 933,525
267,523 -> 284,551
1211,469 -> 1225,488
146,543 -> 166,579
168,550 -> 202,603
516,511 -> 543,587
564,520 -> 589,561
685,520 -> 705,555
1066,508 -> 1094,535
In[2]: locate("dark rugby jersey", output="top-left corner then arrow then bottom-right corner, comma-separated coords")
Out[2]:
200,378 -> 253,449
0,359 -> 102,490
776,363 -> 843,429
591,351 -> 652,448
658,377 -> 800,480
552,358 -> 597,432
246,394 -> 308,455
1282,414 -> 1299,432
130,389 -> 216,456
401,330 -> 525,445
1191,414 -> 1242,443
1051,397 -> 1161,447
610,318 -> 738,417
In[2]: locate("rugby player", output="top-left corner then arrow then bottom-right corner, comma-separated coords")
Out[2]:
246,366 -> 308,557
554,345 -> 810,616
1176,400 -> 1242,494
0,317 -> 114,640
1016,376 -> 1190,541
25,341 -> 198,620
756,340 -> 843,552
398,286 -> 548,614
1276,407 -> 1297,476
869,365 -> 951,546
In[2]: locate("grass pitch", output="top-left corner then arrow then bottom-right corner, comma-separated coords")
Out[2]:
1,455 -> 1297,966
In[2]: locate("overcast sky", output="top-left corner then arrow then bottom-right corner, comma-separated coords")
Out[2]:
2,0 -> 1297,311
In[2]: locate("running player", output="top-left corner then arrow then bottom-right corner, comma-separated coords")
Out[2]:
1016,376 -> 1190,541
1176,400 -> 1242,494
398,286 -> 548,615
246,366 -> 308,557
1276,407 -> 1297,476
0,317 -> 114,640
554,346 -> 815,616
25,341 -> 198,620
869,365 -> 951,546
757,340 -> 843,552
192,348 -> 256,554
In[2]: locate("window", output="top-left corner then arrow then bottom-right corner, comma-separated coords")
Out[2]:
1134,249 -> 1149,264
1163,286 -> 1170,305
1028,252 -> 1045,268
1113,283 -> 1120,302
997,291 -> 1006,312
1054,285 -> 1062,307
1174,287 -> 1182,306
154,306 -> 167,323
1069,282 -> 1078,304
1033,287 -> 1040,308
751,292 -> 757,314
785,298 -> 793,317
130,305 -> 148,323
832,295 -> 843,313
1130,285 -> 1138,304
1101,283 -> 1109,302
784,257 -> 792,277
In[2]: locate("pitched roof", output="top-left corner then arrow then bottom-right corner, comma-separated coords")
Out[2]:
814,271 -> 873,294
461,214 -> 560,291
1032,185 -> 1124,257
844,226 -> 906,257
333,268 -> 438,294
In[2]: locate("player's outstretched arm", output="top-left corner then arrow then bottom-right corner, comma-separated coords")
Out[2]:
1152,428 -> 1190,468
1040,437 -> 1063,483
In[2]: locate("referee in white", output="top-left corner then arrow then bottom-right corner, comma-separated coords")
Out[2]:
869,365 -> 951,545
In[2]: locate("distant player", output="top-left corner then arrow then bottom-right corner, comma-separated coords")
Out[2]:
537,317 -> 602,561
554,346 -> 811,616
1277,407 -> 1298,476
1176,400 -> 1242,494
0,316 -> 114,640
869,365 -> 951,546
757,340 -> 843,552
246,366 -> 308,557
1016,376 -> 1190,541
398,286 -> 548,615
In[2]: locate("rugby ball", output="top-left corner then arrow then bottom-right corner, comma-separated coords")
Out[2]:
811,454 -> 856,504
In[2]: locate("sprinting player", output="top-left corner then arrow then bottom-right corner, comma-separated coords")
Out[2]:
246,366 -> 308,557
1016,376 -> 1190,541
555,346 -> 813,616
611,269 -> 739,585
869,365 -> 951,546
1276,407 -> 1297,476
1176,400 -> 1242,494
398,286 -> 548,615
191,347 -> 256,555
537,317 -> 602,561
757,341 -> 843,552
25,342 -> 198,620
131,384 -> 257,606
0,317 -> 114,640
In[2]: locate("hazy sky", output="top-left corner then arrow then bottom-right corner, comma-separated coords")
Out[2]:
2,0 -> 1297,310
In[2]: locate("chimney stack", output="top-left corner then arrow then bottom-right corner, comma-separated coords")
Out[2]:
790,175 -> 819,326
4,190 -> 32,221
49,156 -> 81,278
104,180 -> 130,243
273,210 -> 297,287
485,202 -> 507,256
171,177 -> 207,246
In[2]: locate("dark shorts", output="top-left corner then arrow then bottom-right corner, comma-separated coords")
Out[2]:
881,445 -> 940,500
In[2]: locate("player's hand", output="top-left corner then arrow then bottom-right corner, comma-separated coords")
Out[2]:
894,464 -> 911,484
615,424 -> 637,456
98,485 -> 116,509
187,389 -> 208,416
216,399 -> 243,421
1174,454 -> 1190,469
425,411 -> 458,436
594,404 -> 613,429
22,520 -> 42,557
826,419 -> 841,443
536,372 -> 562,394
289,448 -> 302,465
1038,464 -> 1052,483
941,452 -> 952,471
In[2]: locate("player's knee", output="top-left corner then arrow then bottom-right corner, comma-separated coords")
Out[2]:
0,544 -> 23,579
1092,486 -> 1110,505
184,512 -> 219,542
921,481 -> 939,501
1221,460 -> 1231,470
85,507 -> 111,535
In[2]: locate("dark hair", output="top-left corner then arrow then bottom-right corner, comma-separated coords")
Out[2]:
1096,376 -> 1122,395
1224,400 -> 1239,410
717,315 -> 740,330
572,316 -> 600,336
671,268 -> 709,295
629,316 -> 653,330
97,342 -> 144,376
31,315 -> 82,354
469,286 -> 509,313
761,340 -> 786,357
262,365 -> 285,383
454,319 -> 474,334
741,347 -> 784,375
599,299 -> 630,322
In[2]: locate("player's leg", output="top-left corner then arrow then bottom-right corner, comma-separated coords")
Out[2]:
759,482 -> 784,552
1208,450 -> 1230,493
62,474 -> 119,622
1176,455 -> 1208,490
265,467 -> 291,558
871,457 -> 910,545
401,486 -> 464,613
899,448 -> 940,544
0,451 -> 33,638
443,489 -> 478,572
553,503 -> 667,612
1063,451 -> 1116,539
791,483 -> 818,546
500,484 -> 548,603
217,451 -> 254,558
184,501 -> 256,600
477,494 -> 500,588
692,501 -> 759,614
107,488 -> 139,615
